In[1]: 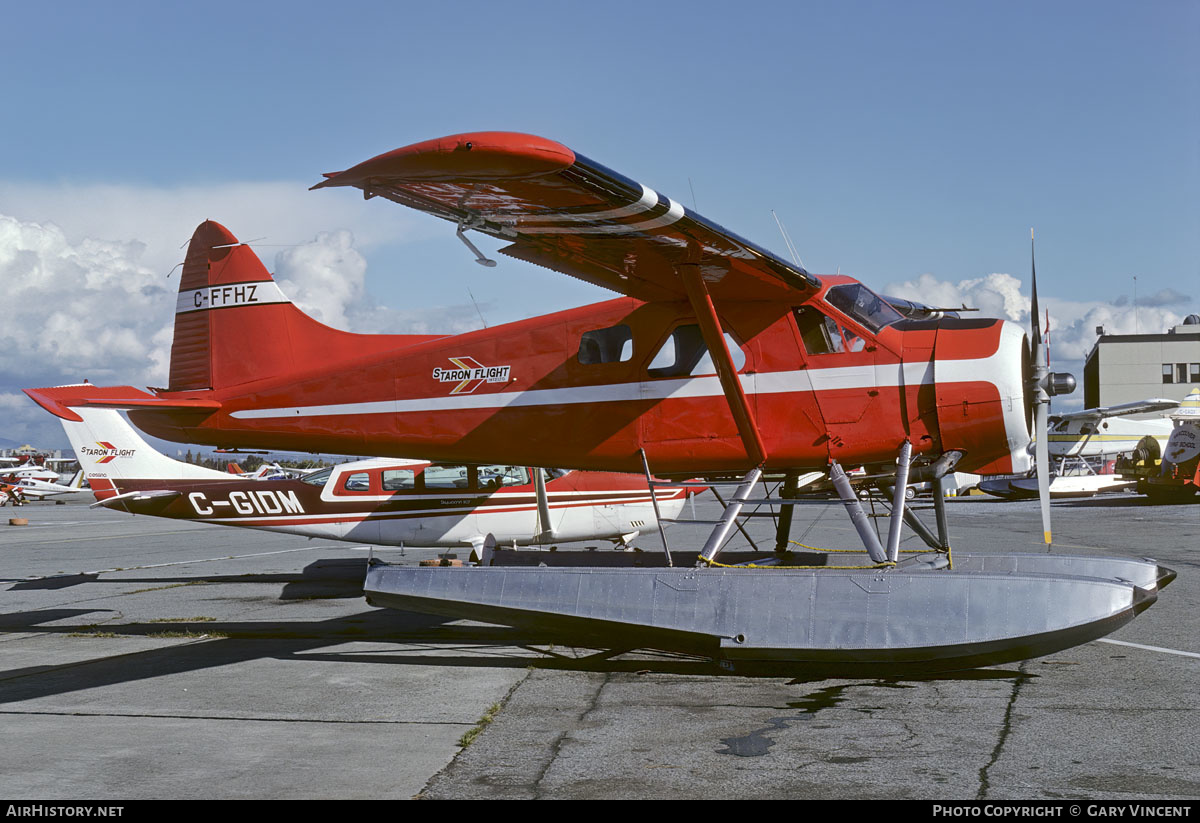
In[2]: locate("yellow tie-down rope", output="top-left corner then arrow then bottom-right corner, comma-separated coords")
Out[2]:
695,540 -> 954,570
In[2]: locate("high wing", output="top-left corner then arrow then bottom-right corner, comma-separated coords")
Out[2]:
1050,398 -> 1180,423
313,131 -> 820,303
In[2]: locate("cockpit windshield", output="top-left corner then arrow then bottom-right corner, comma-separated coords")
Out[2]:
301,468 -> 333,486
824,284 -> 903,332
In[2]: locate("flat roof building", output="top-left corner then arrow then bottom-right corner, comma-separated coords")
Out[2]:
1084,315 -> 1200,408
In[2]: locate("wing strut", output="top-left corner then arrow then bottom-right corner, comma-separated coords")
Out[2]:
677,264 -> 768,467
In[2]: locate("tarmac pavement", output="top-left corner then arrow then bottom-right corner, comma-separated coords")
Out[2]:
1,492 -> 1197,800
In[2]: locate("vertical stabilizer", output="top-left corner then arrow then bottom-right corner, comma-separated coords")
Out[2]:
168,220 -> 438,392
61,407 -> 231,499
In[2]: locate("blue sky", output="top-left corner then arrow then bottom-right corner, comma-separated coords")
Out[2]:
1,0 -> 1196,447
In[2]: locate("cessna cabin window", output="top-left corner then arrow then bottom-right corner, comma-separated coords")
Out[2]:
478,465 -> 530,490
343,472 -> 370,492
381,469 -> 416,491
824,284 -> 902,332
578,324 -> 633,364
647,324 -> 745,378
422,464 -> 471,490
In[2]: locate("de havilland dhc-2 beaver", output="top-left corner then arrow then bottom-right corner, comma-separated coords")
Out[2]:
26,132 -> 1174,673
56,404 -> 694,555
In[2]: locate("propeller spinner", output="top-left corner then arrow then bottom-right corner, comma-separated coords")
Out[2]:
1028,229 -> 1077,544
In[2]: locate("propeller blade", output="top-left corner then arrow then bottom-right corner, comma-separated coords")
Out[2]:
1035,401 -> 1052,545
1029,227 -> 1051,545
1030,228 -> 1041,346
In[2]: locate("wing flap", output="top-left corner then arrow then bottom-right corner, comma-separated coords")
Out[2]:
315,132 -> 820,303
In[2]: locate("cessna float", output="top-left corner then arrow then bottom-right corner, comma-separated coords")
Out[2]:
25,132 -> 1174,673
56,405 -> 694,555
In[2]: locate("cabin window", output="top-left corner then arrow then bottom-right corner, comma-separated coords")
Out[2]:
477,465 -> 530,490
539,468 -> 571,482
578,324 -> 633,364
647,324 -> 745,378
381,469 -> 416,491
824,283 -> 902,332
422,464 -> 471,490
793,307 -> 845,355
343,472 -> 371,492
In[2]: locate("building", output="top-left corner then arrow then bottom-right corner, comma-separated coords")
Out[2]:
1083,315 -> 1200,408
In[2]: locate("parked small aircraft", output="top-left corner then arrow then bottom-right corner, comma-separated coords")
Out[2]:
7,472 -> 88,501
0,461 -> 62,484
58,405 -> 694,552
980,397 -> 1181,499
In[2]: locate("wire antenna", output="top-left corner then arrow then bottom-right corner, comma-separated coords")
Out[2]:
771,210 -> 805,269
467,285 -> 488,329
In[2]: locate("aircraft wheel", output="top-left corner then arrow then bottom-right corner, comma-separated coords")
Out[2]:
904,486 -> 916,501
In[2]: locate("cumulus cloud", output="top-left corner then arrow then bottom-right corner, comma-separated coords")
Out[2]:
884,271 -> 1188,411
0,213 -> 480,447
0,180 -> 429,279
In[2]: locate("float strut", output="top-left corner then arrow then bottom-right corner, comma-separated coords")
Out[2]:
830,461 -> 888,564
886,440 -> 913,563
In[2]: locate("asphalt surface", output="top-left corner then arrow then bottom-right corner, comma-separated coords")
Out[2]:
1,490 -> 1197,800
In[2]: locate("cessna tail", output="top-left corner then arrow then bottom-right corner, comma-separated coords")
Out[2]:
53,402 -> 692,550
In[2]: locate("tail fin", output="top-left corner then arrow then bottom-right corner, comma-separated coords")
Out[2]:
226,462 -> 244,474
59,406 -> 231,500
169,221 -> 442,391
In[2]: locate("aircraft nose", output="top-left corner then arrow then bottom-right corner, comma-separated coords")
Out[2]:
931,318 -> 1032,474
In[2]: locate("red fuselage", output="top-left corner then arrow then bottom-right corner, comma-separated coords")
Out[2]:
127,277 -> 1031,478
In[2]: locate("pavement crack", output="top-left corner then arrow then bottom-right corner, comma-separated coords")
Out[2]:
533,670 -> 608,800
977,662 -> 1030,800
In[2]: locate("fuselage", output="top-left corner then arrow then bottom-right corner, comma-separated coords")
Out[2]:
129,277 -> 1033,477
1047,416 -> 1173,458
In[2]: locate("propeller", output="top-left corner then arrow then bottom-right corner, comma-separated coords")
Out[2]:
1028,229 -> 1077,545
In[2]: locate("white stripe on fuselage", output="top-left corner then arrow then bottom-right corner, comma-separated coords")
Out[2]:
229,351 -> 1008,422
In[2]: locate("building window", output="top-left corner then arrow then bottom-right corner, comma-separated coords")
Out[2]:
1163,364 -> 1174,384
1191,363 -> 1200,383
1178,363 -> 1189,384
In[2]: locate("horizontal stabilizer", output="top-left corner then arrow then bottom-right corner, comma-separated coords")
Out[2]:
23,385 -> 221,422
92,489 -> 182,509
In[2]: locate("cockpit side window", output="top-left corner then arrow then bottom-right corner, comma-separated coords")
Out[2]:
578,324 -> 633,364
793,307 -> 845,355
824,284 -> 903,332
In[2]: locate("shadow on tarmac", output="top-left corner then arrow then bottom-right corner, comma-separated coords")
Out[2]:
1,557 -> 1035,704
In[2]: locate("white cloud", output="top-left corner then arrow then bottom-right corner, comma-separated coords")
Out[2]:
884,271 -> 1188,411
0,212 -> 480,448
0,180 -> 428,279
